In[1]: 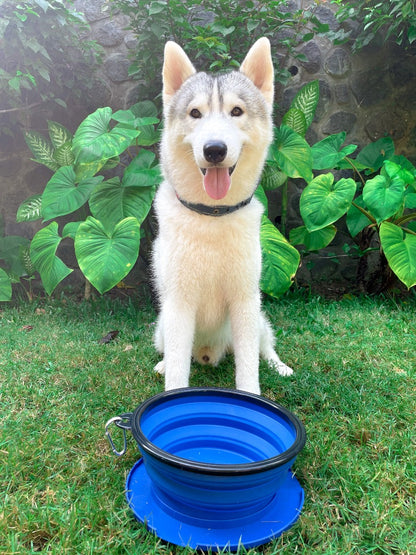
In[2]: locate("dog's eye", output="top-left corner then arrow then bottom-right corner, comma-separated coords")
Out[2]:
190,108 -> 202,119
231,106 -> 244,117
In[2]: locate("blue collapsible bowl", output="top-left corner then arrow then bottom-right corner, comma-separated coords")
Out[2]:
123,387 -> 306,551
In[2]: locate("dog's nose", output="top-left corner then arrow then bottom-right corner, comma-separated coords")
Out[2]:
203,141 -> 227,164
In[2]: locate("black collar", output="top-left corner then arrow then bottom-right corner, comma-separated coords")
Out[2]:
176,194 -> 253,216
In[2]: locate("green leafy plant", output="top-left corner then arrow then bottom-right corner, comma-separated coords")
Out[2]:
18,102 -> 161,297
299,135 -> 416,290
111,0 -> 332,99
0,268 -> 12,302
261,81 -> 416,292
264,80 -> 319,236
256,82 -> 319,298
0,215 -> 36,301
104,0 -> 334,299
0,0 -> 101,134
253,187 -> 299,298
17,100 -> 299,300
331,0 -> 416,49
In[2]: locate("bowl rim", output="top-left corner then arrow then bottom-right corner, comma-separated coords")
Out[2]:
130,387 -> 306,476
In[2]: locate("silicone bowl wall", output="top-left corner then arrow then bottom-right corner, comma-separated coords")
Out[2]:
129,388 -> 306,520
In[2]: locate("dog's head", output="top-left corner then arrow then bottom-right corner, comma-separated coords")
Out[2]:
161,38 -> 274,203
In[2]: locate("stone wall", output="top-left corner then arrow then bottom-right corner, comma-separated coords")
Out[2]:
1,0 -> 415,291
271,3 -> 416,287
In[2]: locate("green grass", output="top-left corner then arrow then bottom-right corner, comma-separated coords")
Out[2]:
0,291 -> 415,554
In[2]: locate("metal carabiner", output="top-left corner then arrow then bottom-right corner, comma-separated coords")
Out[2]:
105,416 -> 128,457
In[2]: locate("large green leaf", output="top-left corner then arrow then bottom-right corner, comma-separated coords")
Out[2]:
21,244 -> 36,277
89,150 -> 159,229
260,216 -> 300,298
75,217 -> 141,294
0,268 -> 12,301
300,174 -> 356,232
121,150 -> 161,188
111,111 -> 158,126
111,109 -> 160,146
72,107 -> 111,158
111,106 -> 160,146
363,174 -> 405,224
389,155 -> 416,186
356,136 -> 395,172
62,221 -> 83,240
30,222 -> 73,295
42,166 -> 103,221
53,142 -> 75,167
16,194 -> 43,222
89,178 -> 156,230
290,225 -> 337,251
254,185 -> 268,210
72,107 -> 141,165
380,222 -> 416,288
260,164 -> 287,190
269,125 -> 313,182
0,235 -> 30,278
289,80 -> 319,129
346,195 -> 372,237
405,192 -> 416,209
282,108 -> 307,136
384,159 -> 415,187
74,159 -> 106,181
123,125 -> 159,146
113,100 -> 159,121
24,131 -> 60,171
47,120 -> 72,149
131,100 -> 159,118
311,132 -> 357,170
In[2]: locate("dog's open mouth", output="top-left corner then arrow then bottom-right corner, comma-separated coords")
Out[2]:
200,166 -> 236,177
200,165 -> 236,200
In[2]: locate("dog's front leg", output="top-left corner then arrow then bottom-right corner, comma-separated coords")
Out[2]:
160,300 -> 195,390
230,300 -> 261,395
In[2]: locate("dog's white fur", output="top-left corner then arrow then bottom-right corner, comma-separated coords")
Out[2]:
152,38 -> 293,394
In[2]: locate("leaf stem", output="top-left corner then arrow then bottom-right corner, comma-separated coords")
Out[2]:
351,200 -> 377,224
395,211 -> 416,226
281,180 -> 288,236
345,156 -> 366,188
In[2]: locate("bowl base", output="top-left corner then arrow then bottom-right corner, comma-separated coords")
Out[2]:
126,459 -> 304,551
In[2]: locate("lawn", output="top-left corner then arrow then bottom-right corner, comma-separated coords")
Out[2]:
0,291 -> 415,554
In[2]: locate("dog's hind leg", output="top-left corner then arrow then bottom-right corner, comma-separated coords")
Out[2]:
154,301 -> 196,390
260,313 -> 293,377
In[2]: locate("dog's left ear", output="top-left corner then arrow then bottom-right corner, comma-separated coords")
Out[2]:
240,37 -> 274,106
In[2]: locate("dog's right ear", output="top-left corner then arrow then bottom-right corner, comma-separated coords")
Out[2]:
163,42 -> 196,106
240,37 -> 274,107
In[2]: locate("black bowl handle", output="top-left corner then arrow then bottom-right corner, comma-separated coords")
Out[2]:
105,412 -> 132,457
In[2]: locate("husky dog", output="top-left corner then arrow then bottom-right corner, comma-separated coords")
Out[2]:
152,37 -> 293,394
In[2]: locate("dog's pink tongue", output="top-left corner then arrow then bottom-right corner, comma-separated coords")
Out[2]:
203,167 -> 231,200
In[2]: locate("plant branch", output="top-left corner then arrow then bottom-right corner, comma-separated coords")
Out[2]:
0,102 -> 42,115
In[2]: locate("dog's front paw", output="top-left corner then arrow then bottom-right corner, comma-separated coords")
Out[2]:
270,360 -> 294,377
154,360 -> 165,375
